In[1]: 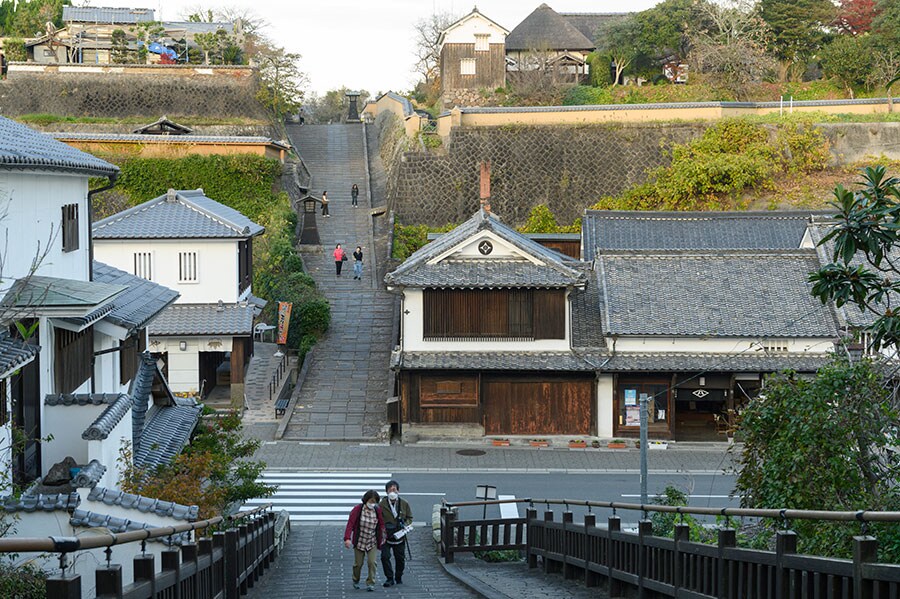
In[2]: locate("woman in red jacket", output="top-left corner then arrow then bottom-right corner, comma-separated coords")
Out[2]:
344,490 -> 386,591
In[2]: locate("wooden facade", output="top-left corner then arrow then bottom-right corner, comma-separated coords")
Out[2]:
119,330 -> 147,385
54,327 -> 92,394
440,43 -> 506,92
401,371 -> 595,435
534,239 -> 580,259
424,288 -> 566,340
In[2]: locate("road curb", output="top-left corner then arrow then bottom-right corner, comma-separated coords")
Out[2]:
438,559 -> 513,599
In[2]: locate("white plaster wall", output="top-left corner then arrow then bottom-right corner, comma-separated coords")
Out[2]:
92,330 -> 119,396
0,171 -> 91,282
401,288 -> 570,352
150,336 -> 233,394
441,13 -> 507,47
434,231 -> 531,261
93,238 -> 239,304
87,420 -> 130,489
610,336 -> 835,354
42,405 -> 99,468
597,375 -> 615,438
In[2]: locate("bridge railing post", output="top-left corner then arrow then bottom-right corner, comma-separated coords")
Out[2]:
673,523 -> 690,594
443,509 -> 457,564
526,507 -> 538,569
775,530 -> 797,599
717,528 -> 736,598
607,515 -> 622,598
853,535 -> 877,599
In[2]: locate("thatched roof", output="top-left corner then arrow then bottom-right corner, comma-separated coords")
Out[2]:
506,4 -> 595,52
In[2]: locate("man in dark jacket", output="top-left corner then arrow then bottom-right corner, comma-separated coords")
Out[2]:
379,480 -> 412,587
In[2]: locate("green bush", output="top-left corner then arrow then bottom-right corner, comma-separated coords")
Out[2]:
0,562 -> 46,599
563,85 -> 614,106
2,38 -> 26,63
519,205 -> 580,234
392,222 -> 457,261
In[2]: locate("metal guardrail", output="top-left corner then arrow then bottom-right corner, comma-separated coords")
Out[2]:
0,504 -> 277,598
439,499 -> 900,599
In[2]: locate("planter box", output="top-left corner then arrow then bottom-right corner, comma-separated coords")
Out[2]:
569,442 -> 587,449
492,439 -> 510,447
607,442 -> 628,449
530,441 -> 549,447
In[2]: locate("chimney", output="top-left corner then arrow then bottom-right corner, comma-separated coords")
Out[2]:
479,160 -> 491,214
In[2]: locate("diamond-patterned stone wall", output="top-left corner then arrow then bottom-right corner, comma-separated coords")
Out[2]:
385,123 -> 706,227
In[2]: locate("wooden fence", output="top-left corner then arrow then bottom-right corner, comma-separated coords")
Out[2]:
440,500 -> 900,599
0,504 -> 281,599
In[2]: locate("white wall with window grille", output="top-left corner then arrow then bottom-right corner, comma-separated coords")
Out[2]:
474,34 -> 489,52
133,252 -> 153,280
762,339 -> 789,353
178,251 -> 198,283
460,58 -> 476,75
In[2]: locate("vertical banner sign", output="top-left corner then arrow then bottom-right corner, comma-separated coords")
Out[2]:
277,302 -> 293,345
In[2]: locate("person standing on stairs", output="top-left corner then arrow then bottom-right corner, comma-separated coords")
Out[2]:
379,480 -> 412,587
351,183 -> 359,207
334,243 -> 347,276
321,191 -> 330,217
353,246 -> 364,280
344,490 -> 386,592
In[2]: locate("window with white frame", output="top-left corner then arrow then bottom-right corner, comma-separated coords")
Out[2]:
133,252 -> 153,280
460,58 -> 476,75
178,251 -> 198,283
475,34 -> 489,52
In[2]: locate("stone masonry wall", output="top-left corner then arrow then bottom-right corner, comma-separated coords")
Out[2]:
387,123 -> 704,227
385,122 -> 900,228
0,71 -> 268,120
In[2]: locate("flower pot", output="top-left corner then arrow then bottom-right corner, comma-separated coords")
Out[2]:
607,442 -> 627,449
530,440 -> 549,447
569,441 -> 587,449
492,439 -> 510,447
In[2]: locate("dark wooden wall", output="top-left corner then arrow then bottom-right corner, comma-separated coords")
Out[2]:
440,43 -> 506,91
535,240 -> 581,259
55,327 -> 92,393
424,288 -> 566,339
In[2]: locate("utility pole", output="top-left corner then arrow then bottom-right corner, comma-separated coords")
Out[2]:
639,393 -> 648,506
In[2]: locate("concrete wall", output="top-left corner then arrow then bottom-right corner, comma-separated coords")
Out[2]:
0,65 -> 267,119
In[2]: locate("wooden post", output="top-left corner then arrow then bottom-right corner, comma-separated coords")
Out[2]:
562,511 -> 574,579
853,536 -> 877,599
608,515 -> 622,597
134,553 -> 156,597
95,564 -> 123,598
526,508 -> 538,569
443,510 -> 457,564
717,528 -> 736,598
637,520 -> 653,598
775,530 -> 797,599
543,510 -> 555,574
181,543 -> 200,599
46,575 -> 81,598
224,529 -> 240,599
162,549 -> 181,599
583,513 -> 598,588
672,524 -> 690,594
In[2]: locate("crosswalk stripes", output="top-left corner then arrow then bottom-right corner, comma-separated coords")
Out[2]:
241,471 -> 394,522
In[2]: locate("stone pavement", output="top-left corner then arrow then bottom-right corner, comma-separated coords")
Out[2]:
282,123 -> 394,441
245,524 -> 479,598
249,439 -> 737,473
448,555 -> 607,599
242,341 -> 296,426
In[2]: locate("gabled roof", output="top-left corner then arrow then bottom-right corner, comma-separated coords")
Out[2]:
596,250 -> 838,338
0,116 -> 118,178
88,261 -> 180,333
375,92 -> 415,118
132,116 -> 193,135
506,4 -> 595,52
92,189 -> 265,240
560,12 -> 630,43
148,302 -> 255,336
439,7 -> 509,46
582,210 -> 821,260
62,6 -> 155,24
384,208 -> 586,288
0,332 -> 39,378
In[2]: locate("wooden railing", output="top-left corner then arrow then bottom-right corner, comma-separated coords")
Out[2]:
440,499 -> 900,599
0,504 -> 281,599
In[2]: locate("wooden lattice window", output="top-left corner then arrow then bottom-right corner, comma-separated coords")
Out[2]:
423,288 -> 565,340
54,327 -> 93,393
61,204 -> 79,252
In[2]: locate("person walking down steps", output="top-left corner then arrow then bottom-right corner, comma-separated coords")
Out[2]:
379,480 -> 413,588
351,183 -> 359,207
353,246 -> 364,280
321,190 -> 330,217
344,490 -> 386,592
334,243 -> 347,276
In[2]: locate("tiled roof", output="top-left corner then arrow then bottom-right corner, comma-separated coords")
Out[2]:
0,332 -> 39,377
2,276 -> 125,310
385,209 -> 585,288
82,394 -> 132,440
0,116 -> 118,177
560,12 -> 629,41
149,302 -> 254,336
393,350 -> 596,371
92,189 -> 265,240
131,352 -> 181,457
506,4 -> 595,51
570,265 -> 605,349
63,6 -> 155,23
88,486 -> 199,521
71,460 -> 107,489
87,261 -> 179,332
581,210 -> 820,259
597,250 -> 839,337
45,393 -> 124,407
162,20 -> 235,35
52,132 -> 289,149
70,510 -> 192,545
376,92 -> 415,118
135,404 -> 202,470
601,352 -> 833,373
0,492 -> 80,513
132,116 -> 193,135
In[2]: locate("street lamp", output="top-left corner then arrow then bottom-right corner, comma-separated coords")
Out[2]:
475,484 -> 497,520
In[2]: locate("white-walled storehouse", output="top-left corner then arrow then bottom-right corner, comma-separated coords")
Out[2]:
93,189 -> 265,401
387,208 -> 841,442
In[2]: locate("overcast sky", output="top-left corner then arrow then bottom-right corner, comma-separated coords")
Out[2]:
96,1 -> 659,95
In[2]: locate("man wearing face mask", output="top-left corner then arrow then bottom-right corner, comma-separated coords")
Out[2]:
379,480 -> 412,587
